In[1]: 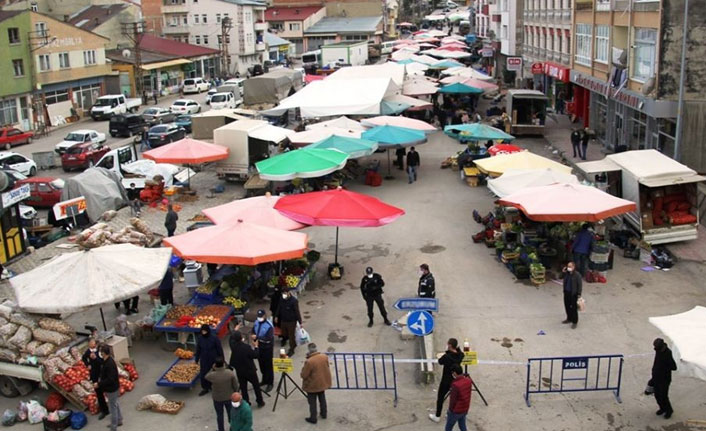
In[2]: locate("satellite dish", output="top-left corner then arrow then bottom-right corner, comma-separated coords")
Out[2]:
122,49 -> 131,58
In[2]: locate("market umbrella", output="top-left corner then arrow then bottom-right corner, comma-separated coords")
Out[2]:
164,219 -> 308,265
361,116 -> 436,133
403,80 -> 439,96
474,151 -> 573,177
274,187 -> 405,264
142,138 -> 229,189
395,58 -> 415,65
289,127 -> 361,146
486,168 -> 579,198
444,123 -> 515,141
306,116 -> 366,132
649,306 -> 706,381
255,148 -> 349,181
496,183 -> 637,222
307,135 -> 379,159
488,143 -> 523,156
202,192 -> 306,230
438,82 -> 484,94
362,125 -> 427,178
429,59 -> 465,69
383,94 -> 433,111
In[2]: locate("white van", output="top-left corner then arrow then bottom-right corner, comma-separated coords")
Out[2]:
209,92 -> 240,110
223,78 -> 246,96
183,77 -> 210,94
381,41 -> 396,55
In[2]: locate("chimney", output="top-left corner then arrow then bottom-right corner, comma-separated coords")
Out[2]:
295,8 -> 299,14
63,14 -> 69,21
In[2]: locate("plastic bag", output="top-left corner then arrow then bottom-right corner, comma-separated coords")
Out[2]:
16,401 -> 27,422
577,297 -> 586,312
8,326 -> 32,350
295,323 -> 310,346
1,409 -> 16,426
35,343 -> 57,358
23,340 -> 41,355
70,411 -> 87,430
0,323 -> 18,340
72,384 -> 90,399
26,400 -> 47,424
32,328 -> 71,346
136,394 -> 167,411
69,347 -> 82,363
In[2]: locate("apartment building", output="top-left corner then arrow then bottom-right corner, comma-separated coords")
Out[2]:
0,10 -> 32,130
486,0 -> 523,80
265,6 -> 325,54
161,0 -> 267,76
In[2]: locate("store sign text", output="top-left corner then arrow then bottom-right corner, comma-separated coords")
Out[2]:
572,73 -> 641,110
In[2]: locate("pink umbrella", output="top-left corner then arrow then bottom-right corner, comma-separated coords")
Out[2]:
202,192 -> 306,230
361,116 -> 436,132
142,138 -> 228,164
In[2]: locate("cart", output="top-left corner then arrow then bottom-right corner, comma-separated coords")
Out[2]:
32,151 -> 56,170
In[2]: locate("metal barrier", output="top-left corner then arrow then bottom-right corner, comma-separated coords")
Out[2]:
327,352 -> 398,407
525,354 -> 624,407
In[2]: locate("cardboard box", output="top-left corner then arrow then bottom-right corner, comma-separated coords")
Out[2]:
642,212 -> 653,229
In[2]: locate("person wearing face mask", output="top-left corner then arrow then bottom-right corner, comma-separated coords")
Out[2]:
418,264 -> 436,298
428,338 -> 464,423
229,330 -> 265,408
650,338 -> 677,419
82,339 -> 109,419
275,289 -> 302,357
196,324 -> 225,396
360,267 -> 391,327
229,392 -> 252,431
562,261 -> 582,329
251,309 -> 274,392
96,345 -> 122,431
206,357 -> 240,431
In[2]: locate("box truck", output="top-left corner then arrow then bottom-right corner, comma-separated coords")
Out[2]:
321,41 -> 369,67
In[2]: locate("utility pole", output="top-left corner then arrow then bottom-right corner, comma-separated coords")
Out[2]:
121,21 -> 146,99
27,27 -> 52,132
673,0 -> 689,162
220,17 -> 233,76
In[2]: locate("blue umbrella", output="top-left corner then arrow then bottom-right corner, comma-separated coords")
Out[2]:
307,135 -> 379,159
438,82 -> 484,94
362,125 -> 427,178
396,59 -> 415,65
444,123 -> 515,141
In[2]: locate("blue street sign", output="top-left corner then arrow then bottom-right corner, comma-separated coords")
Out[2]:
407,310 -> 434,336
393,297 -> 439,312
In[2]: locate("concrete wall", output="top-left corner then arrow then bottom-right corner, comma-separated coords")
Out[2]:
0,11 -> 32,98
141,0 -> 163,33
680,100 -> 706,172
94,6 -> 141,49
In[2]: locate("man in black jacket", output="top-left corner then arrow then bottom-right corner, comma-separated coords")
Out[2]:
406,147 -> 420,184
275,289 -> 302,357
96,345 -> 122,431
82,339 -> 109,419
428,338 -> 465,423
570,129 -> 581,158
229,331 -> 265,408
195,324 -> 224,396
360,267 -> 391,327
562,261 -> 582,329
418,264 -> 436,298
165,204 -> 178,237
651,338 -> 677,419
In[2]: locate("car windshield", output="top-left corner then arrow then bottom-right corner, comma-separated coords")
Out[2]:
67,145 -> 86,154
143,109 -> 158,115
211,95 -> 227,102
173,101 -> 187,106
64,133 -> 85,142
95,98 -> 114,106
150,126 -> 168,133
51,178 -> 65,189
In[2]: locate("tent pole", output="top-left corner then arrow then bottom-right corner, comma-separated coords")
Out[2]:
334,227 -> 339,265
385,149 -> 394,180
99,307 -> 107,331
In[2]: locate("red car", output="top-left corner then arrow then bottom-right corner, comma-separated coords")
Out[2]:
14,177 -> 64,207
0,127 -> 33,150
60,142 -> 110,171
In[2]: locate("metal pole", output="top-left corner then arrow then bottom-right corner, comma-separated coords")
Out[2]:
334,227 -> 339,265
673,0 -> 689,161
99,307 -> 107,331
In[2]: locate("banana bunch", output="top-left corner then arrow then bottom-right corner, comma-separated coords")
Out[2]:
223,296 -> 247,309
285,275 -> 299,288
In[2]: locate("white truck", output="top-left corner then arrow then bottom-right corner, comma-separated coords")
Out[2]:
90,95 -> 142,121
577,149 -> 705,244
94,143 -> 182,192
506,89 -> 548,136
321,41 -> 369,67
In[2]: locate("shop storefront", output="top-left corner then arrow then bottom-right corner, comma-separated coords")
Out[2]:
40,77 -> 106,120
570,70 -> 678,154
542,62 -> 571,114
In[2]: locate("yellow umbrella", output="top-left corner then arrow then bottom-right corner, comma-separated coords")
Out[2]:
474,151 -> 572,177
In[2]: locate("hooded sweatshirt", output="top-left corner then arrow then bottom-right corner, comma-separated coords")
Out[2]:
439,349 -> 465,383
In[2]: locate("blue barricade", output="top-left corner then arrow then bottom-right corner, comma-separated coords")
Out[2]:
327,352 -> 398,407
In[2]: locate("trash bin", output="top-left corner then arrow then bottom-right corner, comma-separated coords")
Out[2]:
32,151 -> 56,170
183,261 -> 203,288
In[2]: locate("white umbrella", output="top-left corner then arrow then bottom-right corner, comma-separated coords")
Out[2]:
306,116 -> 366,132
289,127 -> 362,145
649,306 -> 706,381
11,244 -> 172,314
487,168 -> 580,197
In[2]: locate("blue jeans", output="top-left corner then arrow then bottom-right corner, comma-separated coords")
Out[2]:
445,410 -> 467,431
407,165 -> 417,183
213,400 -> 231,431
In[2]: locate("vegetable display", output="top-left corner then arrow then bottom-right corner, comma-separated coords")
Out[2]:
174,348 -> 194,360
163,361 -> 200,384
165,305 -> 198,320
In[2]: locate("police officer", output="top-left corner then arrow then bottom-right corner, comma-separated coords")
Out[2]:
251,309 -> 274,393
418,263 -> 436,298
360,267 -> 391,327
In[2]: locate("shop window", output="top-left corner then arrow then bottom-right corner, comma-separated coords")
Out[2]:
594,25 -> 609,64
629,111 -> 647,150
44,89 -> 69,104
575,23 -> 592,66
632,28 -> 656,82
657,118 -> 676,157
0,99 -> 18,125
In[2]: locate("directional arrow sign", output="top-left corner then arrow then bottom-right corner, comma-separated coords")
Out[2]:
407,310 -> 434,336
393,297 -> 439,312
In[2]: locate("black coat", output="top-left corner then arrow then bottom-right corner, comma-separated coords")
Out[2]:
360,274 -> 385,299
439,349 -> 465,383
570,130 -> 581,145
418,273 -> 435,298
195,329 -> 224,370
98,356 -> 119,393
164,210 -> 178,230
229,338 -> 259,377
562,271 -> 582,296
651,346 -> 677,385
276,296 -> 302,323
407,151 -> 420,167
81,348 -> 103,383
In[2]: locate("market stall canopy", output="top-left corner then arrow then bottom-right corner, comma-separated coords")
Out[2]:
475,151 -> 573,177
403,80 -> 439,96
307,135 -> 379,159
429,59 -> 465,69
487,168 -> 579,197
361,116 -> 436,133
248,124 -> 295,143
438,82 -> 484,94
409,55 -> 439,66
289,127 -> 362,145
361,125 -> 427,148
383,94 -> 433,111
497,183 -> 636,222
255,148 -> 349,181
164,219 -> 308,265
442,67 -> 495,81
404,62 -> 430,75
243,68 -> 303,105
649,306 -> 706,381
306,116 -> 366,132
327,62 -> 406,86
444,123 -> 515,141
202,192 -> 306,230
10,244 -> 172,313
421,49 -> 472,59
142,138 -> 229,164
488,143 -> 523,156
440,75 -> 499,91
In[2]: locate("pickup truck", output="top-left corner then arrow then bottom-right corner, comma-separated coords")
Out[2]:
90,95 -> 142,121
94,143 -> 182,192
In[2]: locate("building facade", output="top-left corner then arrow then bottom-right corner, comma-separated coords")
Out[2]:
303,15 -> 382,52
0,10 -> 33,131
265,6 -> 325,54
67,3 -> 142,49
486,0 -> 523,81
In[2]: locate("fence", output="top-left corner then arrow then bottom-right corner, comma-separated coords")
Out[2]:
327,352 -> 398,407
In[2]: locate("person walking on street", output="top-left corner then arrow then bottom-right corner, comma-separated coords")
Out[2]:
139,126 -> 150,152
165,204 -> 178,237
196,324 -> 224,396
570,129 -> 582,158
650,338 -> 677,419
418,263 -> 436,298
251,310 -> 275,392
229,392 -> 252,431
395,147 -> 406,171
275,289 -> 302,357
153,90 -> 159,105
429,338 -> 464,423
572,224 -> 594,277
406,146 -> 420,184
206,358 -> 240,431
445,365 -> 472,431
301,343 -> 332,424
158,268 -> 174,305
562,262 -> 582,329
228,331 -> 265,408
82,339 -> 109,419
580,127 -> 590,160
96,345 -> 122,431
360,267 -> 391,327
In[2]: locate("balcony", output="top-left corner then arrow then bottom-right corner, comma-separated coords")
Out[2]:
539,48 -> 547,58
560,9 -> 571,22
162,24 -> 190,34
539,10 -> 547,22
162,3 -> 189,13
575,0 -> 593,11
547,9 -> 555,22
256,42 -> 266,51
561,52 -> 570,64
596,0 -> 611,11
254,22 -> 267,31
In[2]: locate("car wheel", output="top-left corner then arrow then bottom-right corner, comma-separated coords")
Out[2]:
110,133 -> 117,138
4,143 -> 10,151
29,166 -> 36,177
26,137 -> 32,145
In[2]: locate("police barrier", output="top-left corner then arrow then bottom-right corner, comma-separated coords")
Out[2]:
525,354 -> 623,407
327,352 -> 398,407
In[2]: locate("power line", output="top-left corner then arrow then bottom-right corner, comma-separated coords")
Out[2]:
121,21 -> 146,98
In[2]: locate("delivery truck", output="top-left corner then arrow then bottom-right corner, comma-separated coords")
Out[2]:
320,41 -> 369,67
577,149 -> 705,244
506,90 -> 548,136
90,95 -> 142,120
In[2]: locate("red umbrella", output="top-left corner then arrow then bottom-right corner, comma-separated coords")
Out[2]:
488,144 -> 523,156
142,138 -> 228,164
274,187 -> 405,264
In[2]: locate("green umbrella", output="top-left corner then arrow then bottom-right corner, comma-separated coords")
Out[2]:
438,82 -> 484,94
256,148 -> 349,181
381,99 -> 412,115
443,123 -> 515,141
307,135 -> 379,159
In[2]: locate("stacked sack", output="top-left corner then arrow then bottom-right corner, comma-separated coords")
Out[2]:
651,191 -> 697,226
76,218 -> 154,249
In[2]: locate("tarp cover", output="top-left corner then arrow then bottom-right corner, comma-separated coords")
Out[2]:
650,306 -> 706,381
121,160 -> 180,186
243,68 -> 303,105
487,168 -> 579,197
60,167 -> 128,222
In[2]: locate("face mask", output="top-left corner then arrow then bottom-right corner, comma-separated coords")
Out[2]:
202,331 -> 209,337
257,317 -> 265,322
367,274 -> 373,279
567,268 -> 574,272
282,294 -> 288,299
231,402 -> 240,408
419,270 -> 424,276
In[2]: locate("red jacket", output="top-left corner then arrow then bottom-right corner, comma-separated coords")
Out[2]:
448,375 -> 472,414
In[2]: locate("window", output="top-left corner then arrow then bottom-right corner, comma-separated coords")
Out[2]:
202,14 -> 207,24
217,35 -> 222,44
59,52 -> 70,68
288,22 -> 300,31
182,15 -> 187,24
83,50 -> 96,65
633,28 -> 657,81
203,35 -> 209,44
594,25 -> 609,63
35,22 -> 47,37
12,59 -> 24,77
8,28 -> 20,44
195,35 -> 201,44
216,13 -> 221,23
44,89 -> 69,104
38,54 -> 50,71
194,14 -> 199,24
575,23 -> 592,66
502,25 -> 508,39
30,2 -> 38,11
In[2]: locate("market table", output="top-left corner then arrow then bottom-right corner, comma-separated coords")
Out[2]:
154,304 -> 234,346
156,358 -> 200,388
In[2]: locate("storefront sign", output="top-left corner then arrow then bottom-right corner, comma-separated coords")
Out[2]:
531,62 -> 544,74
279,45 -> 289,52
461,351 -> 478,366
543,62 -> 570,82
53,196 -> 87,221
506,57 -> 523,71
273,358 -> 294,373
480,48 -> 494,57
1,184 -> 30,209
570,71 -> 640,109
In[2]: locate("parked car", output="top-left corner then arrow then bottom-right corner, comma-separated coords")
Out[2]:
182,77 -> 210,94
223,78 -> 246,96
0,127 -> 33,150
60,142 -> 110,171
170,99 -> 201,114
54,129 -> 107,154
13,175 -> 64,207
205,89 -> 218,104
109,113 -> 148,137
0,152 -> 37,176
90,94 -> 142,120
141,107 -> 176,125
174,114 -> 193,133
210,92 -> 238,110
148,124 -> 186,148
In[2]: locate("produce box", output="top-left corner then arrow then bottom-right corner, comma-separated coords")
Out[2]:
154,304 -> 233,334
151,400 -> 185,415
156,358 -> 200,388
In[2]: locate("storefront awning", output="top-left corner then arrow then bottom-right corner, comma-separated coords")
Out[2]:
141,59 -> 191,70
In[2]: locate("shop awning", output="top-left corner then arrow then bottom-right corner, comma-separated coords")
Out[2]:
579,150 -> 706,186
141,58 -> 192,70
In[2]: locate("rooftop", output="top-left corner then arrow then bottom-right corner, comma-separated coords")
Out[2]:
138,34 -> 220,58
264,32 -> 290,47
221,0 -> 267,6
265,6 -> 323,21
304,16 -> 382,35
67,4 -> 127,31
321,41 -> 368,48
0,10 -> 23,24
106,48 -> 180,65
